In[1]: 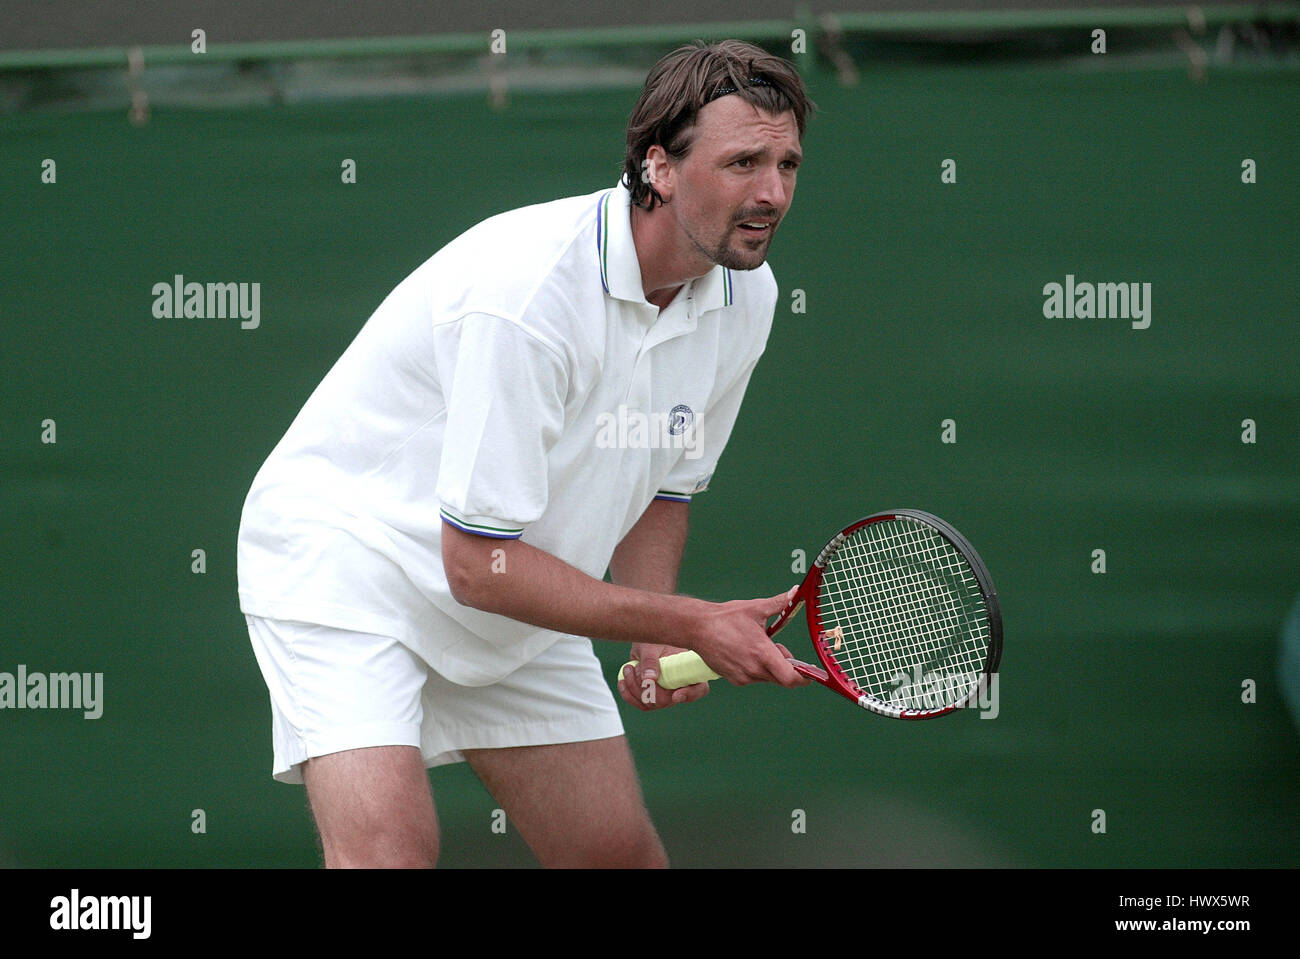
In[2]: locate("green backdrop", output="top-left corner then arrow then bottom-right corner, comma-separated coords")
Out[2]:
2,55 -> 1297,867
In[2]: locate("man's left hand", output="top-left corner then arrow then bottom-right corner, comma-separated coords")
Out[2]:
617,643 -> 710,711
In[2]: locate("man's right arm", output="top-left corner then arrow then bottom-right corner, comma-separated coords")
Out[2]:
441,522 -> 802,687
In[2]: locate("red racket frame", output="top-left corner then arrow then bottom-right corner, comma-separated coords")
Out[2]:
764,509 -> 1002,719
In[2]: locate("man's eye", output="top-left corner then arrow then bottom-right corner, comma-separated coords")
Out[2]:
734,158 -> 753,167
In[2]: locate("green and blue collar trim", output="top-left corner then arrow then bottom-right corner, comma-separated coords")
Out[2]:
596,188 -> 733,310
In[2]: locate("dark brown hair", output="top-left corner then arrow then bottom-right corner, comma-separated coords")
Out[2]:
622,40 -> 816,209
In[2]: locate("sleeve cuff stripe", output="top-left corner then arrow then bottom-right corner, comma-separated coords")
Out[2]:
439,509 -> 524,539
654,491 -> 693,503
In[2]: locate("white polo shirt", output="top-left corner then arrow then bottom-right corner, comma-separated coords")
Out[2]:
237,179 -> 778,685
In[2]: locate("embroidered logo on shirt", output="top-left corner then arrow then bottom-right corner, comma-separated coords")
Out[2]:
594,405 -> 703,460
668,404 -> 694,436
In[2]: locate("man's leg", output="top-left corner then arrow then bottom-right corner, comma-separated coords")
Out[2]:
302,745 -> 439,868
464,735 -> 668,868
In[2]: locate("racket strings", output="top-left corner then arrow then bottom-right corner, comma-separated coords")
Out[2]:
840,528 -> 987,705
816,519 -> 990,710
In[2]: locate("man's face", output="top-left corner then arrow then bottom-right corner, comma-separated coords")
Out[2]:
654,95 -> 801,271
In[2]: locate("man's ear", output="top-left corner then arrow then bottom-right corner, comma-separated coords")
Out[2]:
642,145 -> 675,203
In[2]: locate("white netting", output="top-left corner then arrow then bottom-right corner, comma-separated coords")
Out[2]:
816,517 -> 990,711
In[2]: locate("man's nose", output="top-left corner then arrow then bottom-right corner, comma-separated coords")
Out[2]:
751,165 -> 790,212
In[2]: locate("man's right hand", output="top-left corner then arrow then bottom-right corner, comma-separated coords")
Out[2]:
688,586 -> 809,688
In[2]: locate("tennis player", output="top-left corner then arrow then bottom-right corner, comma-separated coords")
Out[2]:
237,39 -> 815,868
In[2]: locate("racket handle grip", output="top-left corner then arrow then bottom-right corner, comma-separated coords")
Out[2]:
617,651 -> 721,689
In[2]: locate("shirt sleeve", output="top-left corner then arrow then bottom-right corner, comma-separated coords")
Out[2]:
434,313 -> 569,538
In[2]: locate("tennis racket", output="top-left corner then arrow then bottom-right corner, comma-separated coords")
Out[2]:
618,509 -> 1001,719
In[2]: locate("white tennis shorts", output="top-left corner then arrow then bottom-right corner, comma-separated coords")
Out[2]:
245,615 -> 625,783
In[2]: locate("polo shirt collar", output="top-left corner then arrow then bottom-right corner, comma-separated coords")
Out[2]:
596,180 -> 735,316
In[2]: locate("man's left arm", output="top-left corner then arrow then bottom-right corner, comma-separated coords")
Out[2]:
611,285 -> 778,709
609,498 -> 709,710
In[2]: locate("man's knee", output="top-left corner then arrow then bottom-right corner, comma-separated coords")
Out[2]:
302,745 -> 440,869
600,831 -> 670,869
323,822 -> 439,869
542,817 -> 669,869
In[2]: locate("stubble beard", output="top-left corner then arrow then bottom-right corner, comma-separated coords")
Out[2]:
688,219 -> 774,272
